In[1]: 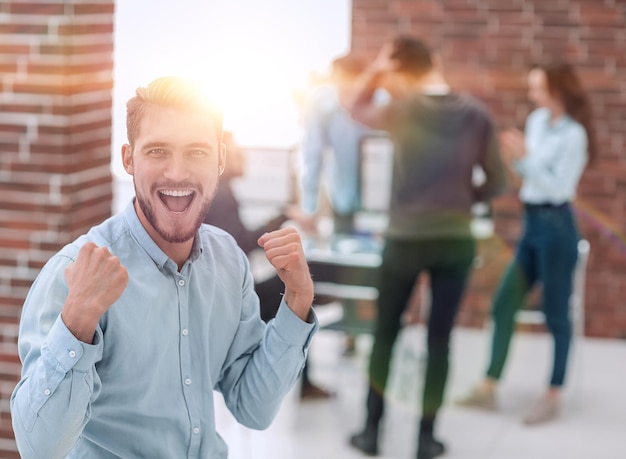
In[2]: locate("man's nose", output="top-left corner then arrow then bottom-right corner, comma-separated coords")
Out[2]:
163,154 -> 191,181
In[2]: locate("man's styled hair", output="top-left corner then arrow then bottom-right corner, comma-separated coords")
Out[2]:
126,76 -> 223,147
390,36 -> 434,78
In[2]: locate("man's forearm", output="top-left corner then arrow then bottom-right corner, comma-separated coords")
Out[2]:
347,69 -> 383,117
345,68 -> 388,129
219,300 -> 316,430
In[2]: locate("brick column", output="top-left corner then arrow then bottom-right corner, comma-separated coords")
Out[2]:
351,0 -> 626,338
0,1 -> 114,454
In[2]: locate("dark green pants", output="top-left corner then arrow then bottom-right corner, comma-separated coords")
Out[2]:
365,237 -> 475,430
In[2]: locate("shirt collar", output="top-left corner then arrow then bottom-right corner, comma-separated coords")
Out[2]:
189,231 -> 203,261
122,199 -> 203,270
549,113 -> 571,130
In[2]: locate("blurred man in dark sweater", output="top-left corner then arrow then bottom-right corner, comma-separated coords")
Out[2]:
347,37 -> 508,459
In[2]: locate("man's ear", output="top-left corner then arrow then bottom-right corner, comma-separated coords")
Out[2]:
218,142 -> 227,176
122,144 -> 134,175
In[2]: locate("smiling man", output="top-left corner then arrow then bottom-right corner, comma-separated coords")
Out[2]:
11,76 -> 317,459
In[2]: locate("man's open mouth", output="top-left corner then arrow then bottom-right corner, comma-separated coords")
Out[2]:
158,189 -> 195,213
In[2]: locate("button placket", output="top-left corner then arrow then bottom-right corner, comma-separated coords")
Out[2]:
175,268 -> 200,452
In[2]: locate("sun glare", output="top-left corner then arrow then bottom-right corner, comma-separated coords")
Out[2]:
189,42 -> 307,147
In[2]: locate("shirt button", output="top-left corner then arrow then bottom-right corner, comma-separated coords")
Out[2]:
44,389 -> 51,396
193,427 -> 200,434
69,350 -> 76,358
182,329 -> 188,336
184,378 -> 191,386
178,279 -> 185,286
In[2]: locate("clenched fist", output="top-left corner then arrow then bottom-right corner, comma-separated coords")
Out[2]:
61,242 -> 128,343
257,227 -> 314,321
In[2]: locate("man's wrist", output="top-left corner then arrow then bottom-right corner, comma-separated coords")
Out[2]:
283,289 -> 314,322
61,308 -> 98,344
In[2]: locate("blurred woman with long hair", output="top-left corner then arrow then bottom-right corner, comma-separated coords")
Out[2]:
458,61 -> 594,425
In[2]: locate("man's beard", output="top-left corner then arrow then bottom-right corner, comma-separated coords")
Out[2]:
135,186 -> 213,244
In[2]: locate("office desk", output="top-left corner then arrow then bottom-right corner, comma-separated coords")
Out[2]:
304,235 -> 382,334
303,218 -> 496,334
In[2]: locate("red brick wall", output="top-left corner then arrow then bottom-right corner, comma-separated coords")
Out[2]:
0,1 -> 114,454
351,0 -> 626,338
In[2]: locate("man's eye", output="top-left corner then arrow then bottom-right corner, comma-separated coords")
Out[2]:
190,150 -> 208,157
148,149 -> 166,156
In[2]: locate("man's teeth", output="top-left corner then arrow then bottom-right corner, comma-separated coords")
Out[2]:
160,190 -> 193,197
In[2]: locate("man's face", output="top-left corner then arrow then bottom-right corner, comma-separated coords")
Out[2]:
122,106 -> 225,246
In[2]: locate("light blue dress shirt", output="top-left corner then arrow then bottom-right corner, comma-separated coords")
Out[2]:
515,107 -> 588,204
11,201 -> 317,459
300,84 -> 370,216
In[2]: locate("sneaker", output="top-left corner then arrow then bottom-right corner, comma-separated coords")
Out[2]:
349,428 -> 379,456
456,387 -> 497,411
417,433 -> 445,459
523,396 -> 560,425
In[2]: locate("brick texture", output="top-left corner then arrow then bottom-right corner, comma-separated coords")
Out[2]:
0,1 -> 114,454
351,0 -> 626,338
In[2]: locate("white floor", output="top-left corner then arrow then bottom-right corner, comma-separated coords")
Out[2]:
215,320 -> 626,459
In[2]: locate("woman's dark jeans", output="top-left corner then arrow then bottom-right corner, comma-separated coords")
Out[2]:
486,204 -> 580,387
